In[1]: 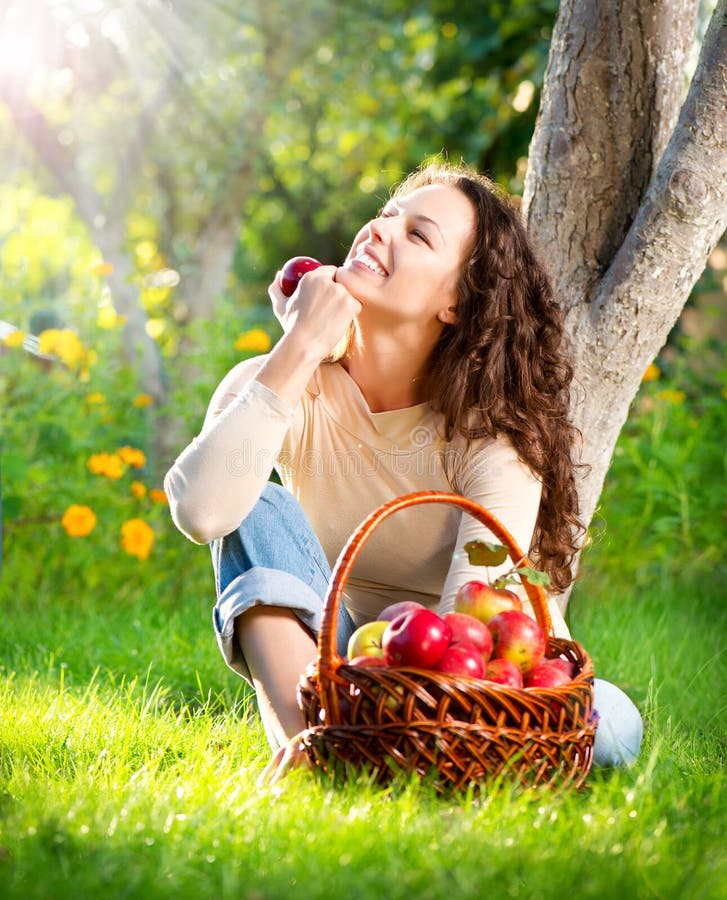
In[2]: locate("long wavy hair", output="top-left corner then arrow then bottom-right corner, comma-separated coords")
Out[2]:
391,162 -> 583,591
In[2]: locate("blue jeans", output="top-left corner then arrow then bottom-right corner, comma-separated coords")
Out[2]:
210,482 -> 642,768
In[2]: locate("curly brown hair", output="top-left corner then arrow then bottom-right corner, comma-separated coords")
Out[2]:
391,162 -> 583,591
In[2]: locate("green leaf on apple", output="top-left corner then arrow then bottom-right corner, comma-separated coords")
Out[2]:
463,540 -> 509,567
515,566 -> 551,587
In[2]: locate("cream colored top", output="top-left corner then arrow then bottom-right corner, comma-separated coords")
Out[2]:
164,358 -> 570,637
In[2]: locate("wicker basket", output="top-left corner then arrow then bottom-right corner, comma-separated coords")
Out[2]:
297,491 -> 597,794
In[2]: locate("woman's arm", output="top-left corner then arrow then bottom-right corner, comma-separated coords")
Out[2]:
164,267 -> 360,544
438,436 -> 571,638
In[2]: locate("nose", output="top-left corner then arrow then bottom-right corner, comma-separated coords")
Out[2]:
368,216 -> 391,244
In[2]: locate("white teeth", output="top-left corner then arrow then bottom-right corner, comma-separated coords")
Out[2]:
356,249 -> 386,276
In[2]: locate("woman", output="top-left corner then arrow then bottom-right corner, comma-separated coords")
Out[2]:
164,161 -> 642,770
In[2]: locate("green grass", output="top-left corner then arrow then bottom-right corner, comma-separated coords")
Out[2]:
1,351 -> 725,899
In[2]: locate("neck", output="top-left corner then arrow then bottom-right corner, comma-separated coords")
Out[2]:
342,326 -> 434,412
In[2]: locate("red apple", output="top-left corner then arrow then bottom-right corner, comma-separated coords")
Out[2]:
278,255 -> 322,296
347,620 -> 388,661
548,657 -> 577,678
484,658 -> 523,688
524,659 -> 573,689
433,642 -> 485,679
348,655 -> 388,668
382,608 -> 451,668
453,579 -> 522,625
488,610 -> 546,674
442,612 -> 493,659
377,600 -> 425,622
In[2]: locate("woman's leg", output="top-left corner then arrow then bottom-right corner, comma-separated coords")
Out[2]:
210,482 -> 356,750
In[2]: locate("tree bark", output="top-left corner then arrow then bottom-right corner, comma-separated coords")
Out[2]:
524,0 -> 727,607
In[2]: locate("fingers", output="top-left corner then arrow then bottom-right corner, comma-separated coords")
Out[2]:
256,732 -> 311,788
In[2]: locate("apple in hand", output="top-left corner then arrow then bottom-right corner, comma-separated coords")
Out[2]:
524,659 -> 573,688
453,579 -> 522,625
488,610 -> 546,674
377,600 -> 425,622
382,608 -> 452,668
442,612 -> 493,659
278,256 -> 322,297
347,620 -> 388,661
484,658 -> 523,688
434,642 -> 485,679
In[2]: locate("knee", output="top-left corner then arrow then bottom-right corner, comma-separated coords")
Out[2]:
592,678 -> 643,768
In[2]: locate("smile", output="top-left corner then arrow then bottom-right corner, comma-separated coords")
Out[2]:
354,247 -> 387,276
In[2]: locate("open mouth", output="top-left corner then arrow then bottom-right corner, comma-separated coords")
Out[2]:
354,247 -> 388,276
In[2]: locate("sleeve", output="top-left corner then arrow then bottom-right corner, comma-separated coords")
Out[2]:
438,436 -> 571,639
163,356 -> 296,544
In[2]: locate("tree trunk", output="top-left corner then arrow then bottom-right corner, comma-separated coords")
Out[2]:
524,0 -> 727,608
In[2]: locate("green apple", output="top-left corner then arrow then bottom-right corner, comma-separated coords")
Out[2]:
347,620 -> 388,660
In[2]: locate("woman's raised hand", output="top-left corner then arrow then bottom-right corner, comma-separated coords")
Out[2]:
268,265 -> 361,360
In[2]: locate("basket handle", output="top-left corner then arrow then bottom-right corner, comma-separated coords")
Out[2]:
317,491 -> 552,689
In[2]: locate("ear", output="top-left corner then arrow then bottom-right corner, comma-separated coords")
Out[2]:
437,304 -> 458,325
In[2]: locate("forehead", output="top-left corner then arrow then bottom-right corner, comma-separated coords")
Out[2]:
391,183 -> 474,248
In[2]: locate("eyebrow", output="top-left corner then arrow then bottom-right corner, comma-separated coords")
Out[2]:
383,204 -> 445,245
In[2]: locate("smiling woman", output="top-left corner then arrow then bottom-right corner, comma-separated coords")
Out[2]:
164,160 -> 642,771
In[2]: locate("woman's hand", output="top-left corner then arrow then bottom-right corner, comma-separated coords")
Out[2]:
256,731 -> 312,788
268,265 -> 361,361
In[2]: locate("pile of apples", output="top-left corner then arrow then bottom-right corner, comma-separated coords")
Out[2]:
345,580 -> 576,689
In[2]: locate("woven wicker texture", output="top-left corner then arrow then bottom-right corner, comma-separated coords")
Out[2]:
297,491 -> 596,793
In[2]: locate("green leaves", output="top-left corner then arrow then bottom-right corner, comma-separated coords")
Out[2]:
463,540 -> 551,588
463,539 -> 509,567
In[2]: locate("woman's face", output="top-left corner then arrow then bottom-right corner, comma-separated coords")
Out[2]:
336,183 -> 474,329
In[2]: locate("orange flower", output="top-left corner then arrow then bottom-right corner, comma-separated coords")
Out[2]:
148,488 -> 168,505
3,330 -> 25,348
641,362 -> 660,382
235,328 -> 271,354
130,481 -> 147,499
87,452 -> 125,479
120,518 -> 154,560
61,505 -> 97,537
89,261 -> 115,276
133,393 -> 154,408
118,446 -> 146,469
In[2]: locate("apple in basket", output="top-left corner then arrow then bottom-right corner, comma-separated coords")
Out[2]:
382,608 -> 452,668
434,642 -> 485,679
453,579 -> 522,625
377,600 -> 425,622
488,610 -> 546,675
278,256 -> 322,297
524,659 -> 574,688
484,658 -> 524,688
347,620 -> 388,661
442,611 -> 493,659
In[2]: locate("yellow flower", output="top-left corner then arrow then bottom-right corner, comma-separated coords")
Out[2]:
121,518 -> 154,560
97,306 -> 126,329
87,452 -> 125,479
118,446 -> 146,469
149,488 -> 168,505
38,328 -> 86,370
3,330 -> 25,348
85,391 -> 107,406
89,261 -> 115,276
133,393 -> 154,408
235,328 -> 271,354
642,362 -> 660,382
656,389 -> 686,404
61,505 -> 97,537
130,481 -> 147,499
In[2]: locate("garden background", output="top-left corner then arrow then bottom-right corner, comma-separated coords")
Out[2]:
1,2 -> 725,898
